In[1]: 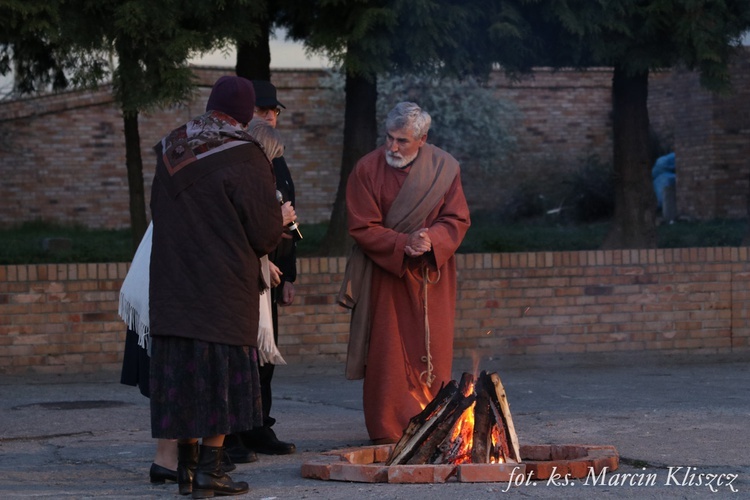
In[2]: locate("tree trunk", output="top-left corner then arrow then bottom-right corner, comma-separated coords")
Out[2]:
317,71 -> 378,256
122,111 -> 148,254
601,65 -> 657,249
235,20 -> 271,81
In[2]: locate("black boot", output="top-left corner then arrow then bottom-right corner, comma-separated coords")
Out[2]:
221,450 -> 237,473
177,441 -> 199,495
240,426 -> 296,455
192,445 -> 249,498
223,433 -> 258,464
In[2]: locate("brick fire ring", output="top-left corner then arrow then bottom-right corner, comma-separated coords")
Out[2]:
301,443 -> 619,483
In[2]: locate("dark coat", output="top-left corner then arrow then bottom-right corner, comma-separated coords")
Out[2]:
270,155 -> 297,285
149,142 -> 283,347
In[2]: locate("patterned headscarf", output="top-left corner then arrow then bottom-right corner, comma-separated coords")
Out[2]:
157,110 -> 257,176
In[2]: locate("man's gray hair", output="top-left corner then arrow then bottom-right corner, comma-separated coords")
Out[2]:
386,102 -> 431,138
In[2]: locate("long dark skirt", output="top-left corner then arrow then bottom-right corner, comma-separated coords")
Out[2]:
149,336 -> 263,440
120,329 -> 151,398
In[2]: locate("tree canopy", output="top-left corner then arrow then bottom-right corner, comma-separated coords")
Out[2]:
517,0 -> 750,248
3,0 -> 750,252
2,0 -> 266,251
279,0 -> 535,254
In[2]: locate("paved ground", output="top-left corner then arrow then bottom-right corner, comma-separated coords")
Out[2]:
1,352 -> 748,499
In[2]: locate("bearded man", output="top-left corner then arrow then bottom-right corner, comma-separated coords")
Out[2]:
339,101 -> 471,443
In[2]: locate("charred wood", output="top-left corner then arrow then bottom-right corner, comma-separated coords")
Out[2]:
386,371 -> 521,466
488,372 -> 521,462
387,380 -> 459,465
470,371 -> 492,463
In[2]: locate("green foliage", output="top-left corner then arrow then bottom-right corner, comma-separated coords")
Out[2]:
94,0 -> 264,114
284,0 -> 531,80
525,0 -> 750,91
295,223 -> 328,257
0,221 -> 132,264
285,1 -> 394,77
461,219 -> 611,253
2,219 -> 746,263
658,219 -> 747,248
0,2 -> 102,94
459,217 -> 747,254
564,155 -> 615,223
2,0 -> 265,108
486,155 -> 614,224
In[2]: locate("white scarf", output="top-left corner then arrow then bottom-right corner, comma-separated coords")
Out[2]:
119,223 -> 285,364
118,222 -> 153,354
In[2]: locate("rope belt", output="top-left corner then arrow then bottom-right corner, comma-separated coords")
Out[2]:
419,265 -> 441,388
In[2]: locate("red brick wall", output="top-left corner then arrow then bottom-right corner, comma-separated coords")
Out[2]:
673,51 -> 750,220
454,67 -> 616,210
6,54 -> 748,230
0,68 -> 346,229
1,248 -> 748,375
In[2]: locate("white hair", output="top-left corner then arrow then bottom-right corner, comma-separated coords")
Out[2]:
385,102 -> 431,138
247,117 -> 284,159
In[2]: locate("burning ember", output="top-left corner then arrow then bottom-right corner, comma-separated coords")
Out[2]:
387,371 -> 521,466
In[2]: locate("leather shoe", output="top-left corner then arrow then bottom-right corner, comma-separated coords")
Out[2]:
223,434 -> 258,464
241,426 -> 296,455
221,451 -> 237,472
149,462 -> 177,483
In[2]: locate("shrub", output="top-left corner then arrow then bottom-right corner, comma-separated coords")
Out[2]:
564,155 -> 615,223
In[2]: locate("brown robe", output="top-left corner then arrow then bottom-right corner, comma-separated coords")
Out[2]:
345,144 -> 471,442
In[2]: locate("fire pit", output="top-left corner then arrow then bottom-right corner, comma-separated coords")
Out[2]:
301,443 -> 619,483
302,444 -> 523,483
302,370 -> 619,484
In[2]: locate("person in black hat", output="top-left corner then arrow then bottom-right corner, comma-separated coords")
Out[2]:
224,80 -> 298,460
251,80 -> 287,129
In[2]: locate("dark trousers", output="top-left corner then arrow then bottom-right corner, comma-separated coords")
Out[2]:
258,299 -> 279,427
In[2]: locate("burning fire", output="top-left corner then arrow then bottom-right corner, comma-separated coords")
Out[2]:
448,402 -> 475,464
445,379 -> 477,464
392,371 -> 518,467
411,383 -> 436,410
490,425 -> 502,463
443,400 -> 508,465
437,378 -> 507,465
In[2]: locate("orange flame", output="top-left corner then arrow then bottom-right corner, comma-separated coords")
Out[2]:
409,382 -> 436,410
405,373 -> 513,466
447,402 -> 476,464
489,424 -> 505,463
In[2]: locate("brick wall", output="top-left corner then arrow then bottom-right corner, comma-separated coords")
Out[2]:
469,68 -> 616,210
0,68 -> 346,229
2,248 -> 748,375
673,51 -> 750,220
3,51 -> 747,230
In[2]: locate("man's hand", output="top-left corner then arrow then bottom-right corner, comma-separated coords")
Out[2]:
281,201 -> 297,227
279,281 -> 295,306
269,261 -> 283,288
405,228 -> 431,257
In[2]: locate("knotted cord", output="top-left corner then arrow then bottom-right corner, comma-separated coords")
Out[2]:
419,265 -> 441,387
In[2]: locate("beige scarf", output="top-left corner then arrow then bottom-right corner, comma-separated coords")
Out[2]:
338,144 -> 459,380
257,255 -> 286,366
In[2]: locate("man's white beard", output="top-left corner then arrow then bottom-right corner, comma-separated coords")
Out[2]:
386,150 -> 418,169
